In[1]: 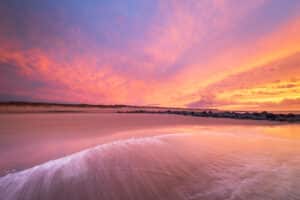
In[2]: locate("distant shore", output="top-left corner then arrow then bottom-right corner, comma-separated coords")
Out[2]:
0,101 -> 211,114
0,101 -> 299,122
119,110 -> 300,123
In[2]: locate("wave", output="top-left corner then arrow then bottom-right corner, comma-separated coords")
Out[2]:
1,132 -> 300,200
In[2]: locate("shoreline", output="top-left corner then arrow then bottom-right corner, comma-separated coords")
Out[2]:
118,110 -> 300,123
1,101 -> 299,122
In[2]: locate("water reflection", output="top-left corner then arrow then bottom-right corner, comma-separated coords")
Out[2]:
1,126 -> 300,200
0,114 -> 300,199
0,113 -> 300,176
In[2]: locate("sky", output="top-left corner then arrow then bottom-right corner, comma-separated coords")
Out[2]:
0,0 -> 300,111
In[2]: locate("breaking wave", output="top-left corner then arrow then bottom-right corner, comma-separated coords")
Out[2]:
1,132 -> 300,200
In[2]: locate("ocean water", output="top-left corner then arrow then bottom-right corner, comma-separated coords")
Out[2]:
0,113 -> 300,200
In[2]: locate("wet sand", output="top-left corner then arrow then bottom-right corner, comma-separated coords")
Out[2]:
0,113 -> 300,200
1,113 -> 283,175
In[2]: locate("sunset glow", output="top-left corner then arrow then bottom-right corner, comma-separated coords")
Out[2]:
1,0 -> 300,110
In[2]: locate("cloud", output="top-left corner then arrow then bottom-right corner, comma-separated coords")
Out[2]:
187,52 -> 300,110
0,0 -> 300,110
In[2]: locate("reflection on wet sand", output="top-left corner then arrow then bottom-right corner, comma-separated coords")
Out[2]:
0,113 -> 300,200
1,129 -> 300,199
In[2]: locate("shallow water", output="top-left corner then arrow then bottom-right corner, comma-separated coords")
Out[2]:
0,113 -> 300,200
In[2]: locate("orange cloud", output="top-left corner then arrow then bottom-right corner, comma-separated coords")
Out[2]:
173,15 -> 300,108
187,52 -> 300,110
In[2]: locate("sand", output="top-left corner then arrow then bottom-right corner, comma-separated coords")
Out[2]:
0,112 -> 300,200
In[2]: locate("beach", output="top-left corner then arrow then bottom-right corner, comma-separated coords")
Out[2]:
1,111 -> 300,199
